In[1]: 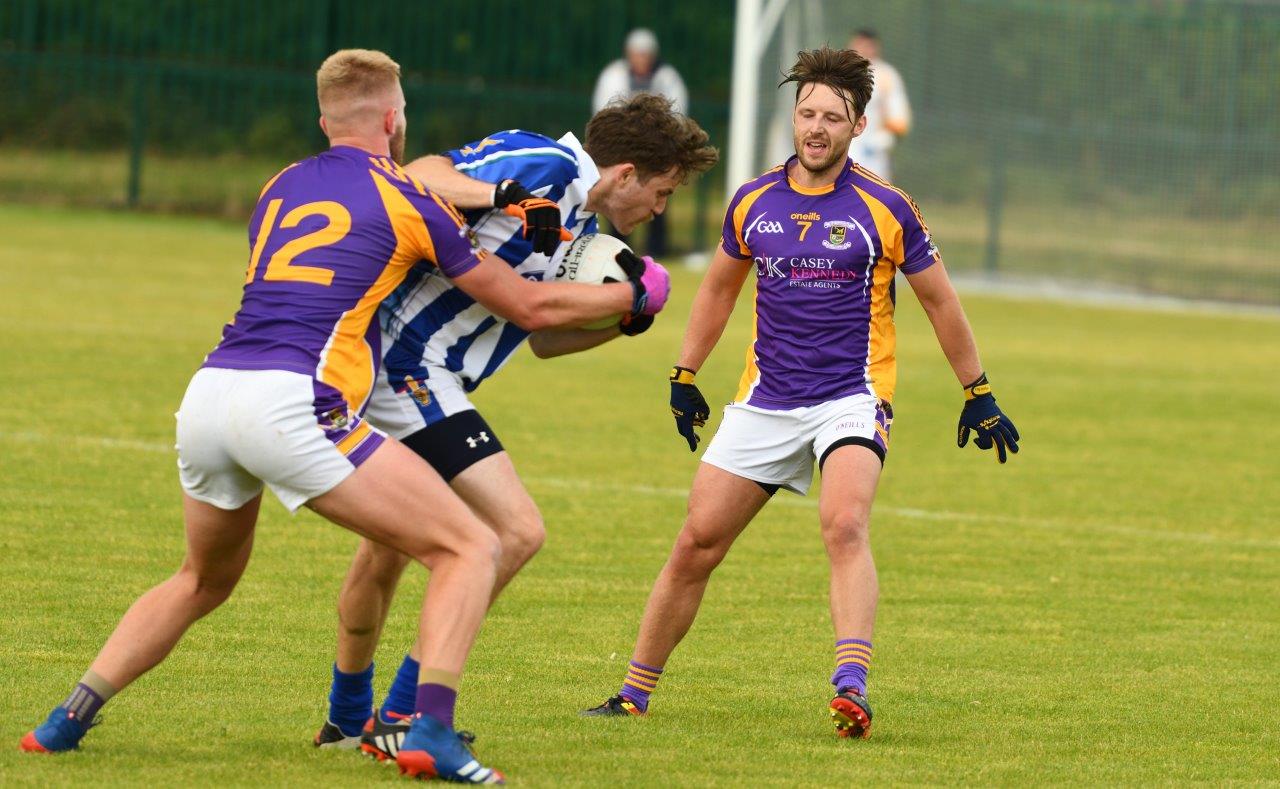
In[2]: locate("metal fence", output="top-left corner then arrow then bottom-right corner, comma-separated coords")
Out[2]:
2,0 -> 1277,302
0,0 -> 733,249
754,0 -> 1279,303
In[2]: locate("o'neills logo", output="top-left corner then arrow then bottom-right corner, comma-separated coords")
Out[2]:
823,221 -> 852,250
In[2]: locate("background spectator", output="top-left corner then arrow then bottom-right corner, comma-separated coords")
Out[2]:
593,28 -> 689,257
846,28 -> 911,179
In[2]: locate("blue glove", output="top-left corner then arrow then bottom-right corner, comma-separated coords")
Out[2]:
669,366 -> 710,452
957,373 -> 1020,464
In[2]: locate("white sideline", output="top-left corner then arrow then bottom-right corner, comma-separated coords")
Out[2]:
14,430 -> 1279,551
950,273 -> 1280,320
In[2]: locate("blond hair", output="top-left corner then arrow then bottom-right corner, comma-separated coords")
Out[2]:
316,49 -> 402,131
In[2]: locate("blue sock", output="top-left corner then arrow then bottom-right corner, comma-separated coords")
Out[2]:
382,654 -> 420,718
328,663 -> 374,737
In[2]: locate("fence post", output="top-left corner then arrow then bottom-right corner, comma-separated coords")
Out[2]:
127,72 -> 148,209
19,0 -> 39,85
983,124 -> 1007,275
693,162 -> 711,253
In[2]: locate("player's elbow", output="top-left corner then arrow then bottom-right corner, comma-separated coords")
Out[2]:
509,292 -> 559,333
517,303 -> 559,333
527,332 -> 555,358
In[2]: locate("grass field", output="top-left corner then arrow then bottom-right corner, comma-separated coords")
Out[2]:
1,203 -> 1278,786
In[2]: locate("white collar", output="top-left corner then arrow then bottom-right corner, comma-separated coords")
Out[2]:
557,132 -> 600,197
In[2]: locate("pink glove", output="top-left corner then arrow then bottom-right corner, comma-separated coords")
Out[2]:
638,255 -> 671,315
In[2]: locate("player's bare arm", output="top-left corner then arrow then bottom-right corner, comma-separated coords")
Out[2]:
905,262 -> 1020,463
451,250 -> 667,332
665,244 -> 753,450
676,245 -> 754,371
404,155 -> 496,208
406,153 -> 566,256
903,262 -> 983,385
528,326 -> 620,359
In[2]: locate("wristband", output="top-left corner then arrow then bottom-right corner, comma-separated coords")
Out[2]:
963,372 -> 992,400
670,366 -> 697,384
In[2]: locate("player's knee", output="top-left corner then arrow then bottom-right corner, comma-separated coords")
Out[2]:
176,563 -> 239,612
670,525 -> 728,577
451,525 -> 503,569
821,509 -> 870,552
503,508 -> 545,564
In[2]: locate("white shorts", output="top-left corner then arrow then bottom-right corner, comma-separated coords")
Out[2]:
365,367 -> 474,440
176,367 -> 385,512
700,393 -> 891,495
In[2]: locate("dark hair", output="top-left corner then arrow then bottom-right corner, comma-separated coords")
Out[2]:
779,46 -> 874,119
853,28 -> 879,41
584,93 -> 719,182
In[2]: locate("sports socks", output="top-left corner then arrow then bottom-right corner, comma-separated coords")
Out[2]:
63,669 -> 116,724
415,668 -> 460,730
328,662 -> 374,737
831,638 -> 873,695
382,654 -> 420,718
618,660 -> 663,712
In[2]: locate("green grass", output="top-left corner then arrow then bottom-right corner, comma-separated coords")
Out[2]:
0,203 -> 1278,785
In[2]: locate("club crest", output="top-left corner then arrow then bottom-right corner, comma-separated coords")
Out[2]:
403,376 -> 432,406
823,221 -> 852,250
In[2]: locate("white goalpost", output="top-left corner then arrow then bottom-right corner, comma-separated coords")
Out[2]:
727,0 -> 831,192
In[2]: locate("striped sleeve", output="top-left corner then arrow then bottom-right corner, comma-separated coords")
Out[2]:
896,193 -> 940,275
394,185 -> 482,279
446,130 -> 579,192
720,182 -> 754,259
420,192 -> 481,278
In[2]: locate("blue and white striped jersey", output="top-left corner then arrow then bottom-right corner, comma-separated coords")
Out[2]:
376,131 -> 601,403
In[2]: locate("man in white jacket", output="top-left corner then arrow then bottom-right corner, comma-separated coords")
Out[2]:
593,28 -> 689,257
846,29 -> 912,179
593,28 -> 688,115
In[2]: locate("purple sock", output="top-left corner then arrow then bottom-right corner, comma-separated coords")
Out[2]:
415,682 -> 458,730
618,660 -> 663,712
831,638 -> 873,695
63,683 -> 106,723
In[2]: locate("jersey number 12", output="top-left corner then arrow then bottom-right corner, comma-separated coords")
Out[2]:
244,199 -> 352,286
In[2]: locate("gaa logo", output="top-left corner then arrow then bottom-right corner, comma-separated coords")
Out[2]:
747,213 -> 785,236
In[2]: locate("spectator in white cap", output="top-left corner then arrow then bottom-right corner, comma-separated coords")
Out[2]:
592,28 -> 689,256
593,28 -> 688,115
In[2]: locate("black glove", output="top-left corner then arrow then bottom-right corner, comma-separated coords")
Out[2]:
493,179 -> 565,256
669,366 -> 710,451
618,313 -> 654,336
957,373 -> 1020,464
612,248 -> 648,316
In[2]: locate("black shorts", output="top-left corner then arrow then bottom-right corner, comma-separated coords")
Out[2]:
400,410 -> 505,482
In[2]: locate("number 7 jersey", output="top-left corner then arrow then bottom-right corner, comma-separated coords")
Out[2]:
203,145 -> 481,415
721,157 -> 941,410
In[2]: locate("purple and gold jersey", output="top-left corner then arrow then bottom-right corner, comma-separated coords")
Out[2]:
721,157 -> 940,409
204,145 -> 480,418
